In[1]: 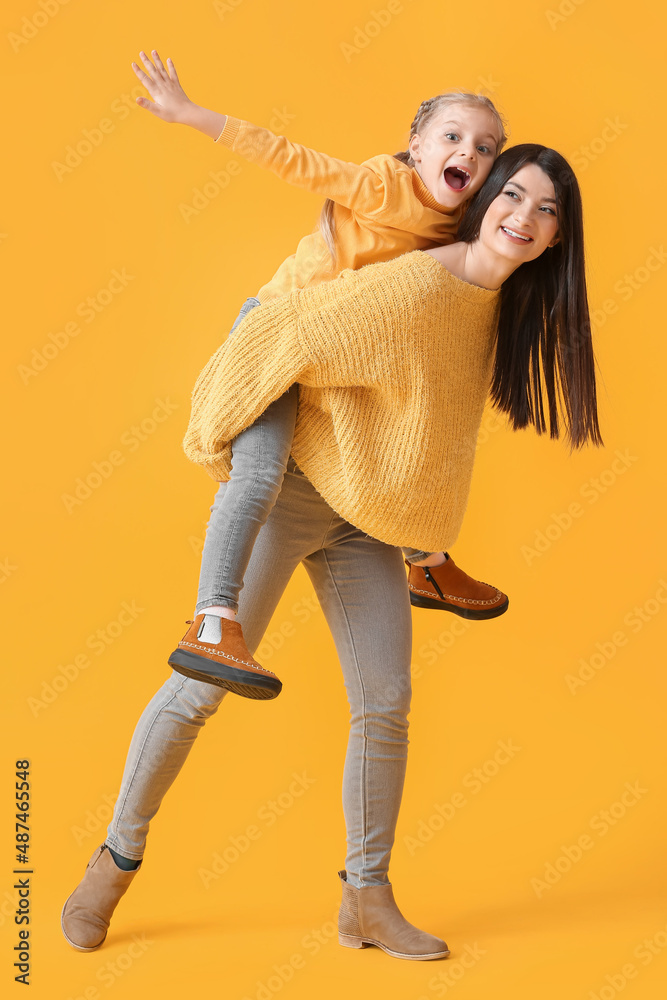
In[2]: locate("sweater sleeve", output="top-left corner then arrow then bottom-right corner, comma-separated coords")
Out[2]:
182,296 -> 316,480
215,116 -> 396,215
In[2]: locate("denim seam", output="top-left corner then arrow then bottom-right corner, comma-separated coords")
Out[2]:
109,675 -> 189,857
208,415 -> 266,611
320,547 -> 369,885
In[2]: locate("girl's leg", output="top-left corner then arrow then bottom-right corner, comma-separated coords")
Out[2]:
195,386 -> 298,615
195,294 -> 297,617
166,294 -> 299,696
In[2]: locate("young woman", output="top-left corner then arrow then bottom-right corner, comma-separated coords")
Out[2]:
127,50 -> 512,702
62,144 -> 602,961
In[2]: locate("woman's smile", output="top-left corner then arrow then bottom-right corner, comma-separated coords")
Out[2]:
500,225 -> 534,244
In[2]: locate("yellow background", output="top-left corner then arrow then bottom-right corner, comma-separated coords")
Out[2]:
2,0 -> 666,997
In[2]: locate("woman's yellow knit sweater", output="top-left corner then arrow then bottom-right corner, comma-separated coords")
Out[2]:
184,250 -> 501,553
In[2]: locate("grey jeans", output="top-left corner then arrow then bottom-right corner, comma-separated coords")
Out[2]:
106,458 -> 413,887
194,296 -> 430,615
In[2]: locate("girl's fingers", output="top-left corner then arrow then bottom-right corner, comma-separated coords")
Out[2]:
166,57 -> 179,83
151,49 -> 168,78
131,61 -> 160,101
138,50 -> 157,81
131,61 -> 152,86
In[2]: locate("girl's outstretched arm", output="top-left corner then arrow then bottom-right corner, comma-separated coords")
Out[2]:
131,50 -> 225,137
131,50 -> 400,216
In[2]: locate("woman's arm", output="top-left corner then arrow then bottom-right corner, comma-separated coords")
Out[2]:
131,50 -> 393,214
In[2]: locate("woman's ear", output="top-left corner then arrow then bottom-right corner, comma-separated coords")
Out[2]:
548,235 -> 560,248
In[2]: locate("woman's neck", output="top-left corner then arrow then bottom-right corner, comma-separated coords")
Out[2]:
425,241 -> 519,291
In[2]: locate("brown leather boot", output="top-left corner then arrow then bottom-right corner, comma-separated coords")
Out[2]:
168,613 -> 282,699
406,553 -> 508,620
61,844 -> 141,951
338,870 -> 449,960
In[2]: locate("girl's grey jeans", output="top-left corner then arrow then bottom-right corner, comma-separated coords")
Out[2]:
194,296 -> 431,616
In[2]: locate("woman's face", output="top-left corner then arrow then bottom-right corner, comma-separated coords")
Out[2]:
478,163 -> 560,263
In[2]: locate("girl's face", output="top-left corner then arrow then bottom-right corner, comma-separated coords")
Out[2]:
478,163 -> 560,263
409,103 -> 502,209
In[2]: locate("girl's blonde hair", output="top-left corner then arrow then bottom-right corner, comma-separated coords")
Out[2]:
318,91 -> 508,265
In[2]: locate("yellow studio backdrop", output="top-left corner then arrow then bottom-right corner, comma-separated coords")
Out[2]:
1,0 -> 666,997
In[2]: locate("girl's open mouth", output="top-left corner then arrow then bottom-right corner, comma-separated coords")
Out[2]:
443,166 -> 471,191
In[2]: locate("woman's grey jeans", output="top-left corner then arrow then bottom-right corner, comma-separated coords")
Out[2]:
105,293 -> 421,886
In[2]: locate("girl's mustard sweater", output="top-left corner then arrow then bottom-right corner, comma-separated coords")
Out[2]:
183,250 -> 501,553
215,116 -> 462,302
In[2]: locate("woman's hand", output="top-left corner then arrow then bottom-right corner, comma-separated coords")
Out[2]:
131,50 -> 194,125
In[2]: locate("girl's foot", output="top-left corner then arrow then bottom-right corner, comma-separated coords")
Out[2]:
406,554 -> 508,619
168,613 -> 282,699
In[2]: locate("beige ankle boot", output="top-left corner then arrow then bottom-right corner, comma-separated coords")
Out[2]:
338,870 -> 449,960
61,844 -> 141,951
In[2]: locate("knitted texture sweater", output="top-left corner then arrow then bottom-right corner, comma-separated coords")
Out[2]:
215,116 -> 462,302
184,250 -> 501,553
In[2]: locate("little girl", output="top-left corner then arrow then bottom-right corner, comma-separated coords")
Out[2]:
131,50 -> 509,700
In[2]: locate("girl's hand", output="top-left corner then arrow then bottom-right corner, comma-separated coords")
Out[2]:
131,50 -> 194,124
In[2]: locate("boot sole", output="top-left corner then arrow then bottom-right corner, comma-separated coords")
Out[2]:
168,648 -> 282,700
409,592 -> 509,620
60,897 -> 106,952
339,931 -> 450,960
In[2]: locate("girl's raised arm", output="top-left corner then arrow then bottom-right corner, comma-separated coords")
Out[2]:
132,50 -> 395,216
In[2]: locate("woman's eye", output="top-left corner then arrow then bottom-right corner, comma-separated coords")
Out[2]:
504,190 -> 518,199
540,206 -> 557,215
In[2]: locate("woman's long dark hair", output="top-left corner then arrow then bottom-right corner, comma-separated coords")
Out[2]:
458,144 -> 603,450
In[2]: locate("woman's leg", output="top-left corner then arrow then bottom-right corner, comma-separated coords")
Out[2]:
302,517 -> 413,888
107,461 -> 334,860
